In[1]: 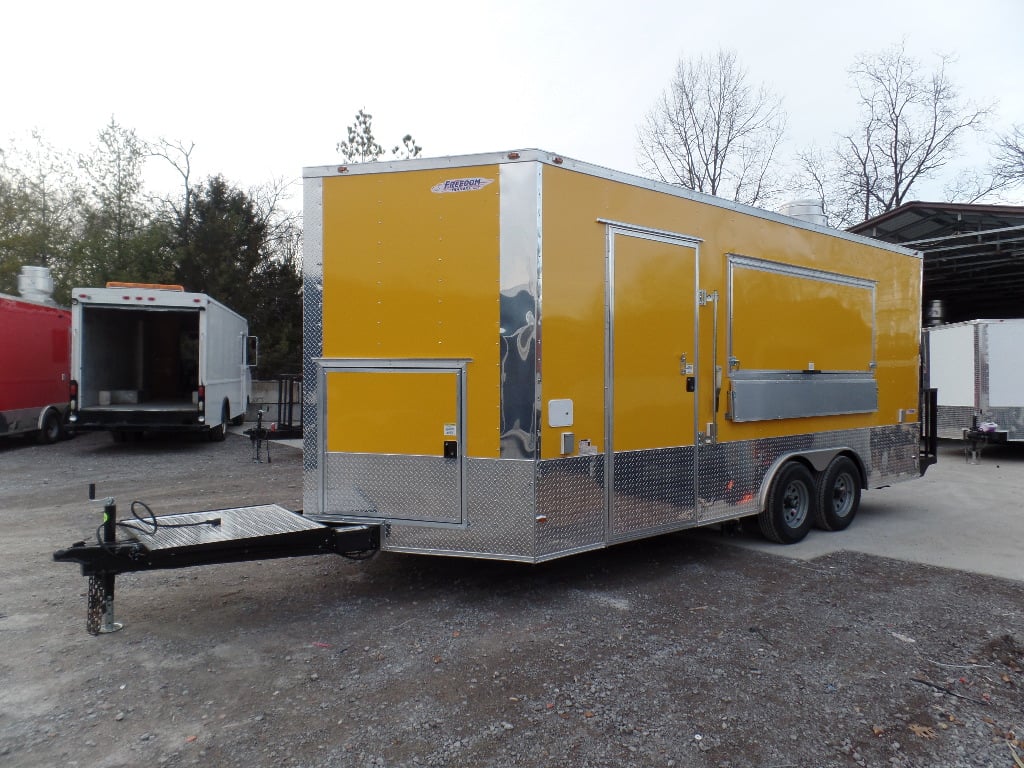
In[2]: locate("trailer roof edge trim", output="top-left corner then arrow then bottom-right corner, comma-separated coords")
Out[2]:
303,149 -> 921,259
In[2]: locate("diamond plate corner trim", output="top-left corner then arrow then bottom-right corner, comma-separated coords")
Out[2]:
302,177 -> 324,516
976,321 -> 990,411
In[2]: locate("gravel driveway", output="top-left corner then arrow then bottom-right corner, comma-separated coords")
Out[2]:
1,431 -> 1021,767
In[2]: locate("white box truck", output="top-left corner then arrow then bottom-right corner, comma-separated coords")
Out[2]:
68,283 -> 253,440
927,318 -> 1024,442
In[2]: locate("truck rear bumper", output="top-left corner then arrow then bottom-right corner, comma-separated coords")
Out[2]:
72,406 -> 204,431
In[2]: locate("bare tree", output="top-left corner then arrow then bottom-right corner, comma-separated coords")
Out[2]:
802,42 -> 990,227
148,138 -> 196,243
248,176 -> 302,265
637,49 -> 786,206
793,146 -> 857,227
942,167 -> 1000,205
991,124 -> 1024,190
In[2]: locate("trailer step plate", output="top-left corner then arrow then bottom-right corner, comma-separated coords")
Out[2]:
121,503 -> 324,551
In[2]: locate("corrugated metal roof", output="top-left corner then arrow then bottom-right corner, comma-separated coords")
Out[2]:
850,201 -> 1024,322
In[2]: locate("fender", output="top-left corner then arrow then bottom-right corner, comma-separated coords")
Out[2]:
756,448 -> 867,512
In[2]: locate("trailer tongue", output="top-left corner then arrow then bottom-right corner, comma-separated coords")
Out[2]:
54,499 -> 379,634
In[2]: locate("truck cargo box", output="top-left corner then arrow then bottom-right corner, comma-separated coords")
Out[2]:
0,292 -> 71,442
70,285 -> 252,439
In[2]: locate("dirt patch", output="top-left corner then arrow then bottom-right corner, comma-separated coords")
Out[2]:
1,432 -> 1022,767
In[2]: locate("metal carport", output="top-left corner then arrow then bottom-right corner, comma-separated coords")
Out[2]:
849,201 -> 1024,323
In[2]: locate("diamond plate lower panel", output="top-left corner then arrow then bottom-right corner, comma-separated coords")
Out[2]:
382,458 -> 536,559
866,424 -> 921,484
608,447 -> 697,540
696,439 -> 768,524
695,425 -> 920,525
939,405 -> 1024,441
310,424 -> 921,562
937,405 -> 976,439
984,408 -> 1024,441
536,455 -> 606,557
324,453 -> 461,524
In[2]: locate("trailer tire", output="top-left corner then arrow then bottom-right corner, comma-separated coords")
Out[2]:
758,461 -> 815,544
37,409 -> 62,444
814,455 -> 861,531
209,403 -> 228,442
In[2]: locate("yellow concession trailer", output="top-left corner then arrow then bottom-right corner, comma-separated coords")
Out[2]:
302,150 -> 935,560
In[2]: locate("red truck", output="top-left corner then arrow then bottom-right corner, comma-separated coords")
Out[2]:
0,290 -> 71,443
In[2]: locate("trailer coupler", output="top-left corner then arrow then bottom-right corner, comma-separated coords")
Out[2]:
54,499 -> 380,635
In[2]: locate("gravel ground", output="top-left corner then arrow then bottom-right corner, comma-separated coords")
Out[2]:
0,431 -> 1021,768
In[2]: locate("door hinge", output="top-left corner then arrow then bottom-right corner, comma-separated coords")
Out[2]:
697,289 -> 718,307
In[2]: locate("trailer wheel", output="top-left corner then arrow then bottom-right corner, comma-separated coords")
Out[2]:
814,456 -> 861,531
37,409 -> 62,444
758,461 -> 816,544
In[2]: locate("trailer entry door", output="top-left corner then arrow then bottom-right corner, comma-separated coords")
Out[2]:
603,223 -> 700,541
319,361 -> 467,525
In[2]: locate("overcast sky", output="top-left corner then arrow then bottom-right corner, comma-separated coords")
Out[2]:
4,0 -> 1022,206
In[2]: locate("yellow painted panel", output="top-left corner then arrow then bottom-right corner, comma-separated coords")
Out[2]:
538,163 -> 922,448
326,371 -> 455,455
613,235 -> 695,451
319,166 -> 501,458
731,266 -> 874,372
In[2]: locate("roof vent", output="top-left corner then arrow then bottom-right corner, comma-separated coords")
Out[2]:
779,199 -> 827,227
924,299 -> 946,327
17,265 -> 56,304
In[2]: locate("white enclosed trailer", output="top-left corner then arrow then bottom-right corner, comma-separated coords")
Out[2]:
69,284 -> 253,440
927,318 -> 1024,442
